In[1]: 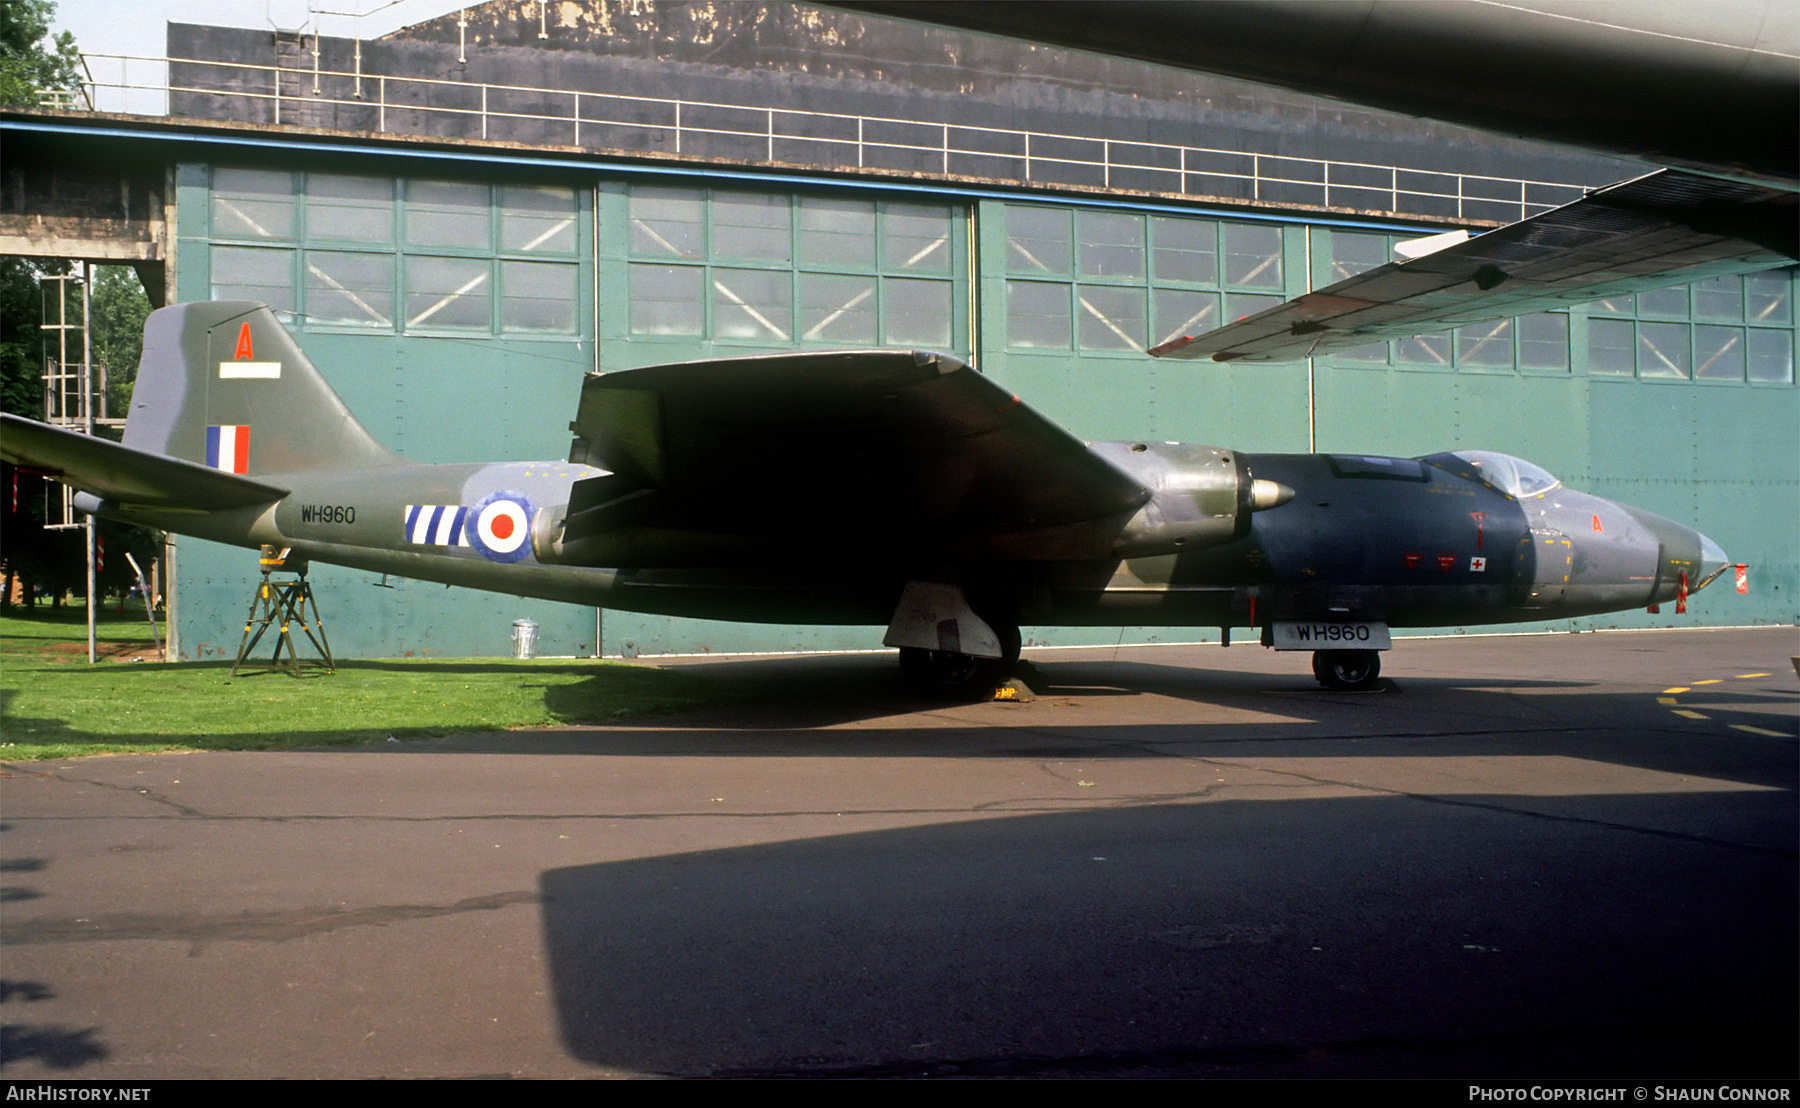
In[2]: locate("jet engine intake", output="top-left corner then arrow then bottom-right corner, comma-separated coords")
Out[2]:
1092,441 -> 1294,559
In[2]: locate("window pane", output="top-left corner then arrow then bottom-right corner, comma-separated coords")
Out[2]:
711,267 -> 791,340
884,203 -> 953,273
1456,319 -> 1513,367
212,167 -> 294,239
1324,230 -> 1387,284
502,260 -> 577,333
1589,318 -> 1634,375
1006,280 -> 1070,347
1747,328 -> 1794,383
1638,285 -> 1688,318
1007,207 -> 1070,274
407,180 -> 489,249
1516,313 -> 1569,371
1151,216 -> 1217,285
799,273 -> 875,344
1692,274 -> 1743,322
883,278 -> 952,348
1077,210 -> 1144,280
1337,341 -> 1388,364
1152,288 -> 1219,348
1224,292 -> 1279,323
211,245 -> 294,311
713,192 -> 790,264
1394,333 -> 1451,367
1637,321 -> 1690,378
798,197 -> 875,269
1746,270 -> 1793,324
306,251 -> 393,327
406,255 -> 490,330
1077,285 -> 1145,350
629,187 -> 703,258
1587,293 -> 1634,316
500,185 -> 578,254
1222,222 -> 1282,288
629,263 -> 702,335
307,174 -> 392,245
1693,325 -> 1744,380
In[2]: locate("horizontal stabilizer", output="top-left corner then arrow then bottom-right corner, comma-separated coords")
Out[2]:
1152,169 -> 1799,362
2,414 -> 288,510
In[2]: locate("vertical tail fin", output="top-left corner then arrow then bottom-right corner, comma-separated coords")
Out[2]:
122,301 -> 398,475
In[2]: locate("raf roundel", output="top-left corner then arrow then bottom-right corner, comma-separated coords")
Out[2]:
466,492 -> 535,563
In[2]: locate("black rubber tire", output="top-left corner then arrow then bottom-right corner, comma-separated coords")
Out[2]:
1313,649 -> 1381,690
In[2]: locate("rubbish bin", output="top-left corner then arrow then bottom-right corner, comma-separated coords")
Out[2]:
511,619 -> 539,660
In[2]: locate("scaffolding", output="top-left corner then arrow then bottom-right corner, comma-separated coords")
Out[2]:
34,268 -> 150,663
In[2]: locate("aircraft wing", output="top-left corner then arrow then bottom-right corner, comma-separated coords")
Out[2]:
1151,169 -> 1799,363
564,349 -> 1149,552
1,413 -> 288,510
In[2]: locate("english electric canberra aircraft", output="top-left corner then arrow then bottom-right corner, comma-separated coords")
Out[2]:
0,300 -> 1736,690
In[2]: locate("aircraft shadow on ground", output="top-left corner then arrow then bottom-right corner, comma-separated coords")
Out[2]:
535,791 -> 1798,1078
0,820 -> 112,1073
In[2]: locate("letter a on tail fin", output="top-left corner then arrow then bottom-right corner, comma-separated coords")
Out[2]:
123,302 -> 399,476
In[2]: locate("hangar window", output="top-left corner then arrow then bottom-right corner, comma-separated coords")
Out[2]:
210,244 -> 295,313
305,251 -> 394,328
307,174 -> 393,245
406,180 -> 490,250
1316,229 -> 1569,373
203,167 -> 588,339
620,186 -> 967,355
211,168 -> 295,240
1002,204 -> 1280,354
1582,268 -> 1796,384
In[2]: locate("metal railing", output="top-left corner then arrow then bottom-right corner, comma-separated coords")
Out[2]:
74,52 -> 1589,224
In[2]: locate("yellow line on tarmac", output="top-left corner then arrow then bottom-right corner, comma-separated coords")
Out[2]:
1730,725 -> 1791,738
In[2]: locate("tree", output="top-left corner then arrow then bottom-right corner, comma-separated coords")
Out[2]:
0,256 -> 48,419
91,266 -> 150,415
0,0 -> 83,109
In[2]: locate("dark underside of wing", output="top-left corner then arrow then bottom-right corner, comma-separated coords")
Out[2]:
560,349 -> 1149,561
1151,169 -> 1799,363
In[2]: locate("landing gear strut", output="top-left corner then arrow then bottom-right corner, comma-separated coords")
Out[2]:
1312,648 -> 1381,691
898,623 -> 1022,696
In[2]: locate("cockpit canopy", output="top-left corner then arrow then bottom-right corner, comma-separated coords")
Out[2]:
1420,450 -> 1562,499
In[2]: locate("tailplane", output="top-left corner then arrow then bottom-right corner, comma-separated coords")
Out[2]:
123,302 -> 398,475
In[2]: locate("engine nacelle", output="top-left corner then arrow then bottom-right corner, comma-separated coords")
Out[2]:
1090,441 -> 1293,558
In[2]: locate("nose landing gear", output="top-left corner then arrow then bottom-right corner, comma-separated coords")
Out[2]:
1312,648 -> 1382,691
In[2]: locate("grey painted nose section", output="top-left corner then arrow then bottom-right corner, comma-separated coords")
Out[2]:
1696,531 -> 1732,590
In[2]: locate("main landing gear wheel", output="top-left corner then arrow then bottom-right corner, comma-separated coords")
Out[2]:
899,647 -> 985,692
897,623 -> 1022,697
1312,649 -> 1381,691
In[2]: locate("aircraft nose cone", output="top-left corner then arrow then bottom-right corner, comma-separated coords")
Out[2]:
1698,531 -> 1731,589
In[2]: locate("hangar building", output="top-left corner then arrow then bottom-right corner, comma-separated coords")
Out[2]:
4,0 -> 1794,660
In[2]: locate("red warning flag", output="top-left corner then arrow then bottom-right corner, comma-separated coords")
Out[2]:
1735,565 -> 1748,594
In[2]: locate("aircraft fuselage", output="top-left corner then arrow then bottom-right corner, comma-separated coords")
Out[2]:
84,443 -> 1712,637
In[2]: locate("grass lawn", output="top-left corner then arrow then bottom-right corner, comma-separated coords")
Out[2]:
0,604 -> 728,759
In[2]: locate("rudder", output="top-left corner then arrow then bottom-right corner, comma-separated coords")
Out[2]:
122,301 -> 397,475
